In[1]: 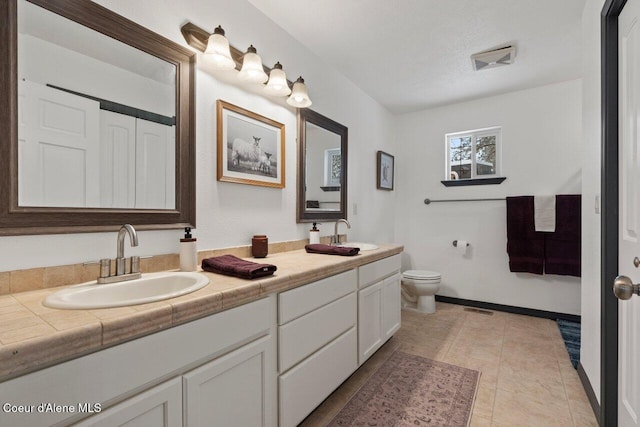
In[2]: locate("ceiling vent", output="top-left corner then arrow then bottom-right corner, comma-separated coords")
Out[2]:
471,45 -> 516,71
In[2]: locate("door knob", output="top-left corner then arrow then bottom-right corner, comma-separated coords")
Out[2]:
614,275 -> 640,300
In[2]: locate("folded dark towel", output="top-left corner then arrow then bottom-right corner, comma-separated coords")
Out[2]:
201,254 -> 277,279
305,244 -> 360,256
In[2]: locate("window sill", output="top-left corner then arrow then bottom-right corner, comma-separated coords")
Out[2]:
320,186 -> 340,192
441,177 -> 506,187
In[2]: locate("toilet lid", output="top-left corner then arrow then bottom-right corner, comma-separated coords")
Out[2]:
403,270 -> 441,280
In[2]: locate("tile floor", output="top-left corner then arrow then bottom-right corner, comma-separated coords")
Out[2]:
301,302 -> 598,427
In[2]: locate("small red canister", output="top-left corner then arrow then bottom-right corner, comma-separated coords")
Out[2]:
252,235 -> 268,258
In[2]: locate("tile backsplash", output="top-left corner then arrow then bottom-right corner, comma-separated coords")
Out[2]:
0,236 -> 340,295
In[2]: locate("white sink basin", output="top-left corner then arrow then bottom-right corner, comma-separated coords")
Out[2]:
43,272 -> 210,310
339,242 -> 379,251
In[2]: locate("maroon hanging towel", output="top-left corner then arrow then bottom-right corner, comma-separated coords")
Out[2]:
544,195 -> 581,277
506,196 -> 544,275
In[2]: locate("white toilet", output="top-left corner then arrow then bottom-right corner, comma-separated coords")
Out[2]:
401,270 -> 441,314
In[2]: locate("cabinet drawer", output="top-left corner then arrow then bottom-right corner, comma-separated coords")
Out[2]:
279,292 -> 356,372
358,254 -> 401,289
279,269 -> 357,324
279,327 -> 357,427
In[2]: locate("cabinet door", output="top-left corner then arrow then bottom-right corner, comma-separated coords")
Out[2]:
358,280 -> 383,364
75,378 -> 182,427
183,335 -> 276,427
382,273 -> 401,340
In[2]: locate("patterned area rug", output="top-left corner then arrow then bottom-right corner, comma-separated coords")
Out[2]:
328,351 -> 480,426
557,319 -> 581,369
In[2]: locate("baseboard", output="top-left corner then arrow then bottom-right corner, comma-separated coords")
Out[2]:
577,362 -> 601,424
434,295 -> 581,323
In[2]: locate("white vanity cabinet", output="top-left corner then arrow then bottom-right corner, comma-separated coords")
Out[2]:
357,254 -> 401,365
0,250 -> 403,427
277,269 -> 358,427
0,296 -> 277,427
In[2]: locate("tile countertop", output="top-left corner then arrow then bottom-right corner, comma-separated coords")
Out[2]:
0,244 -> 403,382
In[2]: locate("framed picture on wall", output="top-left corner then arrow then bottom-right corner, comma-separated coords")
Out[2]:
216,100 -> 285,188
323,148 -> 341,188
376,151 -> 394,190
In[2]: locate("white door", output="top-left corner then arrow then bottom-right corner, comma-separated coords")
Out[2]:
135,119 -> 175,209
18,80 -> 100,207
99,111 -> 136,208
618,2 -> 640,425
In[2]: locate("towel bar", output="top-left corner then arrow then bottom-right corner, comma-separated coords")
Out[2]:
424,197 -> 505,205
452,240 -> 470,247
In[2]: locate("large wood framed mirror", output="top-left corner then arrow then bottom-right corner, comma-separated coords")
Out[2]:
297,109 -> 348,222
0,0 -> 195,235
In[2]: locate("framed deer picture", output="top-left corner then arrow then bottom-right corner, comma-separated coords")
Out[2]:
216,100 -> 285,188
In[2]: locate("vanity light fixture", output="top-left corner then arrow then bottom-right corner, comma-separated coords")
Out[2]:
264,62 -> 292,96
180,21 -> 313,107
238,45 -> 268,83
204,25 -> 236,70
286,76 -> 312,108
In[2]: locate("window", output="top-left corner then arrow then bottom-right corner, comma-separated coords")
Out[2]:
446,127 -> 501,181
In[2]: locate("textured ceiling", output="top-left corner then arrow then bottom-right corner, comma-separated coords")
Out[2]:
248,0 -> 586,114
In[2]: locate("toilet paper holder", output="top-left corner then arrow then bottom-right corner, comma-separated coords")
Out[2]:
452,240 -> 470,247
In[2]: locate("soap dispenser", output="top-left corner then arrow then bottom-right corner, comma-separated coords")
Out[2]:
180,227 -> 198,271
309,222 -> 320,244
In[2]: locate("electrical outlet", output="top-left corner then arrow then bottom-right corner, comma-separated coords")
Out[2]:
595,194 -> 601,214
353,203 -> 358,215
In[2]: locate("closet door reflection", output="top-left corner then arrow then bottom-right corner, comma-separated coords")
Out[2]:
100,111 -> 136,209
135,119 -> 175,209
99,111 -> 175,209
18,80 -> 101,207
17,0 -> 177,210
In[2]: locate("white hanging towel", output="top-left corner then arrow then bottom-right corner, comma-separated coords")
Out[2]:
534,195 -> 556,232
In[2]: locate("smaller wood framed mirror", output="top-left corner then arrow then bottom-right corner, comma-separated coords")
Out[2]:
297,109 -> 348,222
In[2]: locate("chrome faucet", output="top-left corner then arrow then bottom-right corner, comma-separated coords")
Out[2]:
92,224 -> 142,284
331,219 -> 351,245
116,224 -> 139,276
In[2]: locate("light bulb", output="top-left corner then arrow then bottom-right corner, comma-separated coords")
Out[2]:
238,45 -> 268,83
204,26 -> 235,70
286,76 -> 312,108
264,62 -> 292,96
